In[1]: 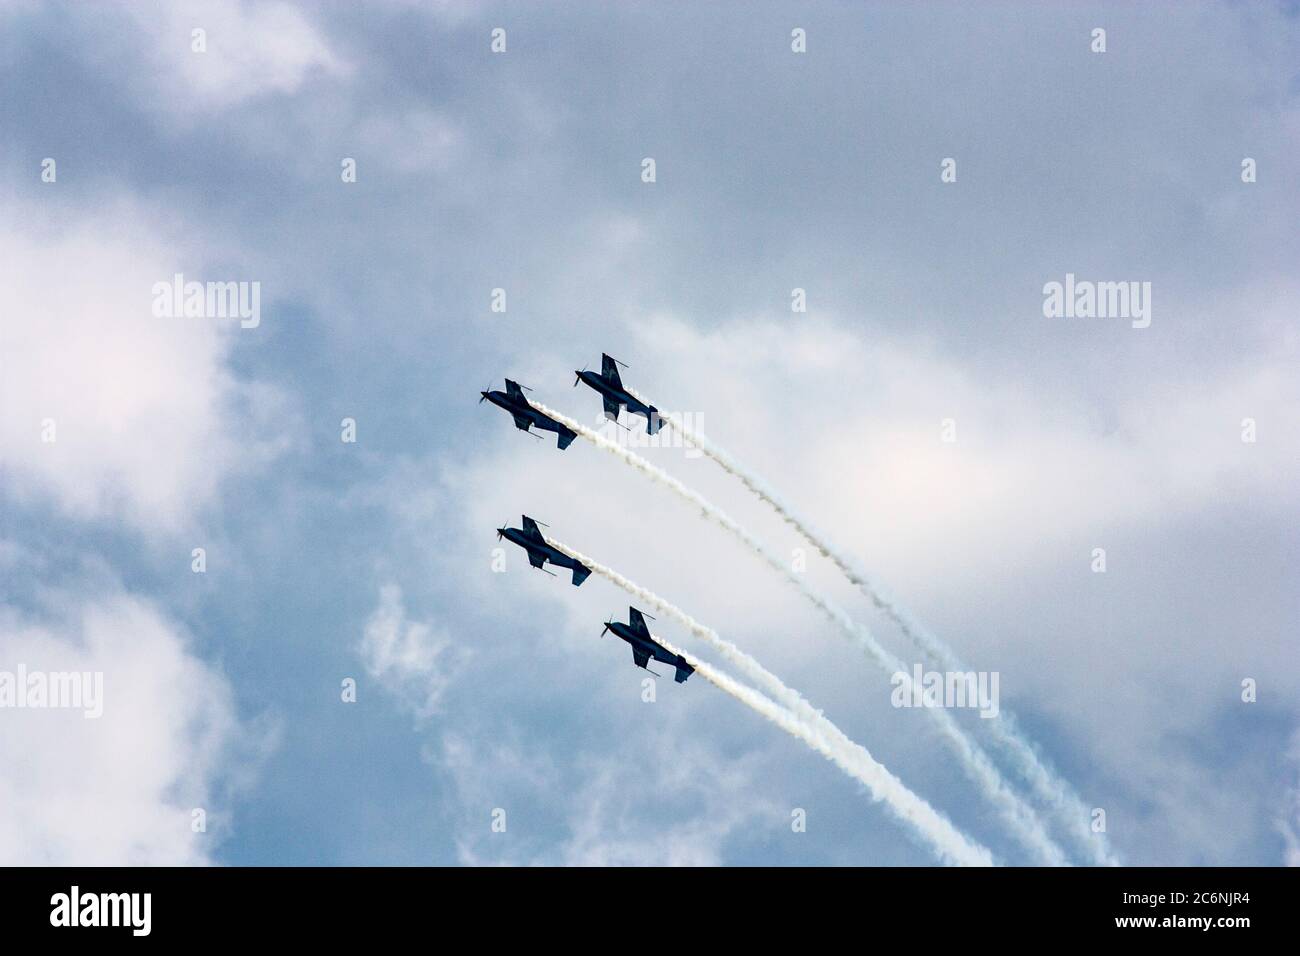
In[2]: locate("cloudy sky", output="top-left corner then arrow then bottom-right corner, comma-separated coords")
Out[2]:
1,0 -> 1297,866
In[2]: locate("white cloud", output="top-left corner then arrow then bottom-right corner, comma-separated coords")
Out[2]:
619,314 -> 1299,584
554,749 -> 780,867
360,585 -> 460,719
123,0 -> 350,111
0,201 -> 289,536
444,732 -> 778,867
1282,729 -> 1300,867
356,109 -> 464,175
0,589 -> 268,865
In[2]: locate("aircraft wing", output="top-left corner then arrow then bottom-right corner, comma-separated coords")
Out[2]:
602,395 -> 620,421
601,354 -> 623,389
628,607 -> 651,638
511,413 -> 531,431
527,549 -> 546,569
521,516 -> 544,540
505,379 -> 526,401
632,646 -> 651,669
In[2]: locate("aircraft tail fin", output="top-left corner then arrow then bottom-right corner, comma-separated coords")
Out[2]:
571,563 -> 592,587
646,407 -> 663,435
556,427 -> 577,450
673,656 -> 694,684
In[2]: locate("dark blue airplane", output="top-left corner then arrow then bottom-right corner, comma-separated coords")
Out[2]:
574,354 -> 663,435
602,607 -> 694,683
497,516 -> 592,586
480,379 -> 578,450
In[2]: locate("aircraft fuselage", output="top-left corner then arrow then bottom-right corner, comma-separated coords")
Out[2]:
608,621 -> 664,659
500,527 -> 577,572
574,370 -> 661,434
483,390 -> 565,436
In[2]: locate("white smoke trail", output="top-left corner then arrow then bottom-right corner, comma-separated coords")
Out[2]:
543,542 -> 992,865
662,643 -> 993,867
550,540 -> 809,710
640,401 -> 1117,867
534,401 -> 1068,865
553,535 -> 893,780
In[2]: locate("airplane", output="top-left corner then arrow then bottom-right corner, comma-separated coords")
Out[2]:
497,516 -> 592,586
480,379 -> 579,450
601,607 -> 695,684
574,354 -> 663,435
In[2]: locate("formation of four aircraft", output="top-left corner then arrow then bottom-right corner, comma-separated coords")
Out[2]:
482,354 -> 695,685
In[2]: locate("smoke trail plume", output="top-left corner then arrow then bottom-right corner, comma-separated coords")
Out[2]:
551,541 -> 802,705
543,541 -> 993,866
638,398 -> 1117,866
661,641 -> 993,867
534,401 -> 1068,865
